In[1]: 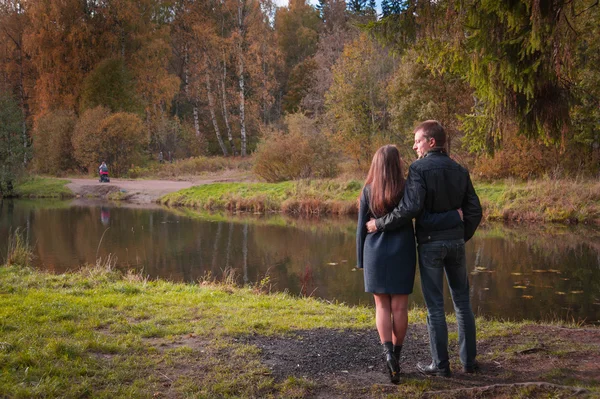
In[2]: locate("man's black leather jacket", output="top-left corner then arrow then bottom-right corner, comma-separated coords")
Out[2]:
374,149 -> 482,243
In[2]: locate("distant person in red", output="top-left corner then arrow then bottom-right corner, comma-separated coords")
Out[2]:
99,161 -> 110,183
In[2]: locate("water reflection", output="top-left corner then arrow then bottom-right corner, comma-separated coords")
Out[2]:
0,199 -> 599,324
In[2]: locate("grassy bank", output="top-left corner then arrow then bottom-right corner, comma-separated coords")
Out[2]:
1,264 -> 598,398
160,178 -> 600,223
11,176 -> 74,199
159,180 -> 362,216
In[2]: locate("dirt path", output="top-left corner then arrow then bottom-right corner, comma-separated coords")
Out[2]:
66,178 -> 220,203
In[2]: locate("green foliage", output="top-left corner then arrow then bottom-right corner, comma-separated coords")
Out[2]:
32,110 -> 77,175
387,51 -> 473,156
79,58 -> 142,114
253,113 -> 339,182
325,33 -> 395,168
275,0 -> 321,70
0,92 -> 25,197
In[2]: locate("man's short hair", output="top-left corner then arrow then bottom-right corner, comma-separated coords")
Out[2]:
415,120 -> 446,148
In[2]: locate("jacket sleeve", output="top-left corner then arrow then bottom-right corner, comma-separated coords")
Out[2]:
374,164 -> 425,232
419,209 -> 463,230
356,189 -> 369,269
461,173 -> 482,242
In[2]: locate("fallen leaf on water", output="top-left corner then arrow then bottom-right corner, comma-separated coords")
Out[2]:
341,260 -> 348,263
522,295 -> 534,299
570,291 -> 584,294
548,269 -> 562,274
513,286 -> 528,289
555,292 -> 566,295
475,266 -> 487,271
327,262 -> 338,266
532,270 -> 548,273
561,278 -> 570,281
483,288 -> 490,291
511,272 -> 522,276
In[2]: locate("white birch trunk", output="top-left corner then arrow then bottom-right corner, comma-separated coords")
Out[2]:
205,59 -> 228,156
221,53 -> 237,156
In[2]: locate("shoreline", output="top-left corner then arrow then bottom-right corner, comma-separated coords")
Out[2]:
6,176 -> 600,225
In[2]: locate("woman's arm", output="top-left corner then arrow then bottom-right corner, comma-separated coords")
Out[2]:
356,188 -> 369,269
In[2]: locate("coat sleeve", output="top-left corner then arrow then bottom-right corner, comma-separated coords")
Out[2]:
374,164 -> 425,232
419,209 -> 463,230
356,189 -> 369,269
461,172 -> 482,242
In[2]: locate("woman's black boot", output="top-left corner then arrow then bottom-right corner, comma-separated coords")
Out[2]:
394,344 -> 403,365
382,342 -> 400,384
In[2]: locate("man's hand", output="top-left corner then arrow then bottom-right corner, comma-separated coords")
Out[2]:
366,218 -> 378,233
458,208 -> 463,221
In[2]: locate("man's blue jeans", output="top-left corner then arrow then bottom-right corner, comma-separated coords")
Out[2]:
418,239 -> 476,370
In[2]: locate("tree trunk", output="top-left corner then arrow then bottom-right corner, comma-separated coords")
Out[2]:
192,102 -> 201,137
237,0 -> 247,157
221,54 -> 237,156
205,59 -> 228,156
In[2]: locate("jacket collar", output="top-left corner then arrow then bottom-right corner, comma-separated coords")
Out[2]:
424,148 -> 447,158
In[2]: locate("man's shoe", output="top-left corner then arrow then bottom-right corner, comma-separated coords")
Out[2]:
416,361 -> 451,377
463,361 -> 479,374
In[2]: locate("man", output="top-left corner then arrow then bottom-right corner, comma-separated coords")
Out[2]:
366,120 -> 482,377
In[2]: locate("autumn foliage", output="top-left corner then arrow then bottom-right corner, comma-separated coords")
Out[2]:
253,113 -> 339,182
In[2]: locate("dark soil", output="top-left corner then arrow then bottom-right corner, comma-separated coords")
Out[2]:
237,324 -> 600,398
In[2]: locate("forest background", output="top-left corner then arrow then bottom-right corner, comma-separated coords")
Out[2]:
1,0 -> 599,195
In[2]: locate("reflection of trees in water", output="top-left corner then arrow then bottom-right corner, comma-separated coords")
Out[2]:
2,202 -> 598,322
468,225 -> 600,323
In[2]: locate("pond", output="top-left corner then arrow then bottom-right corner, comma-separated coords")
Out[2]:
1,199 -> 599,325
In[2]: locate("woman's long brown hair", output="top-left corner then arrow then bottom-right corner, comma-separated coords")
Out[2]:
362,145 -> 405,218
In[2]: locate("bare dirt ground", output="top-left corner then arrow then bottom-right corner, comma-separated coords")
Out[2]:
152,324 -> 600,398
66,177 -> 222,203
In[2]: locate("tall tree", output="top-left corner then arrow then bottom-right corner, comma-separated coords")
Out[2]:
0,0 -> 33,165
0,92 -> 25,196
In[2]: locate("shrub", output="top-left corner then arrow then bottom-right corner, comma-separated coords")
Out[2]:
32,110 -> 77,175
72,106 -> 112,173
253,113 -> 339,182
72,108 -> 147,176
100,112 -> 148,176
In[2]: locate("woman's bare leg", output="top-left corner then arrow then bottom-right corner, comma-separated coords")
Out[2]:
391,294 -> 409,345
373,294 -> 393,343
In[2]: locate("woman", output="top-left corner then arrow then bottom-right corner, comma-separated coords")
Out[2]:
356,145 -> 461,383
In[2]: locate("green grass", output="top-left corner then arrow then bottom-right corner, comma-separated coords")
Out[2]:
159,180 -> 363,215
0,264 -> 373,398
1,264 -> 597,398
12,176 -> 73,199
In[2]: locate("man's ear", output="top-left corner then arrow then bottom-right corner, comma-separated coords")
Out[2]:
429,137 -> 436,147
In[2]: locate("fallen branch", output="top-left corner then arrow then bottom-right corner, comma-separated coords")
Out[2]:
422,382 -> 588,397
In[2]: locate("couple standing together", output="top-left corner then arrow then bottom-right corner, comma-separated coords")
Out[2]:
356,120 -> 483,383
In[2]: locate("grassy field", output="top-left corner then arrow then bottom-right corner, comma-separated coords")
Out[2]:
1,263 -> 598,398
11,176 -> 74,199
